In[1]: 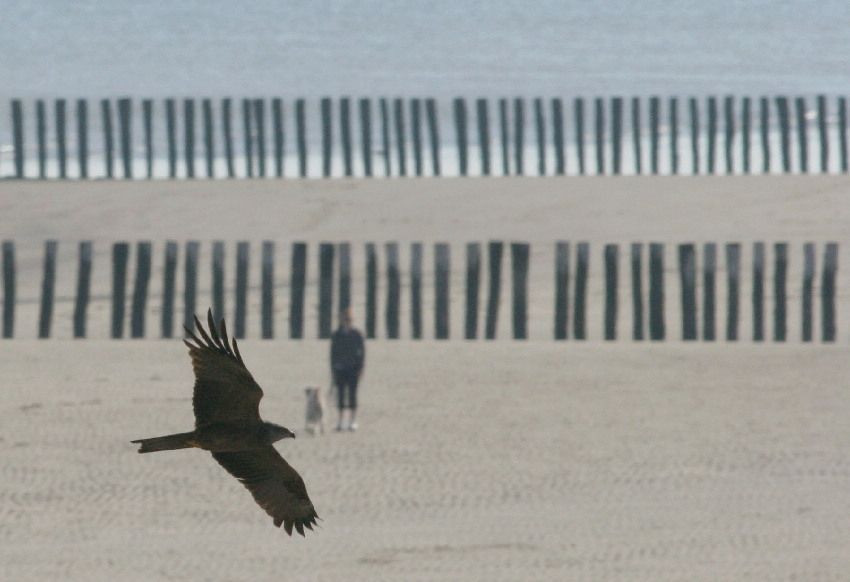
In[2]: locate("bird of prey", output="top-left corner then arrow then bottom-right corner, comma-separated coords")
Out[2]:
131,309 -> 319,536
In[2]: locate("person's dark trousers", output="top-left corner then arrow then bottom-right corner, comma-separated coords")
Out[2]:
334,368 -> 359,410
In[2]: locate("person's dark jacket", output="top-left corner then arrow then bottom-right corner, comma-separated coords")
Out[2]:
330,328 -> 365,373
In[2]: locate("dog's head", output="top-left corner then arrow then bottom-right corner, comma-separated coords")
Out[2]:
304,386 -> 320,401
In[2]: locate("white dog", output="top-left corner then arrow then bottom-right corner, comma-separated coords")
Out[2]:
304,386 -> 326,435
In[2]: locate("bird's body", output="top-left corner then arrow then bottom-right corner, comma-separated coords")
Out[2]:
131,310 -> 319,536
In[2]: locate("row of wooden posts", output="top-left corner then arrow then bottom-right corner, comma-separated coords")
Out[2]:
0,240 -> 839,341
5,95 -> 850,179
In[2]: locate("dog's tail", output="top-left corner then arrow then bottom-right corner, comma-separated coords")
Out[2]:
131,431 -> 196,453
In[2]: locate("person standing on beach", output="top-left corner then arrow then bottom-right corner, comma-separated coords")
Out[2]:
330,308 -> 366,432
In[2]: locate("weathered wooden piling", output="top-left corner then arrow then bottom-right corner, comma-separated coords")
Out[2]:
604,244 -> 618,340
385,243 -> 400,339
365,243 -> 377,338
360,98 -> 374,177
253,99 -> 266,178
594,97 -> 604,175
678,244 -> 697,341
212,241 -> 225,321
669,97 -> 679,175
454,98 -> 468,176
272,98 -> 284,177
183,241 -> 200,335
56,99 -> 67,179
74,241 -> 93,338
485,241 -> 503,339
118,97 -> 133,179
817,95 -> 828,173
574,243 -> 589,340
261,241 -> 274,339
610,97 -> 622,175
289,242 -> 307,339
723,96 -> 734,174
554,242 -> 570,340
725,243 -> 740,341
318,242 -> 334,338
689,97 -> 699,174
235,241 -> 249,338
821,243 -> 838,342
650,96 -> 660,174
410,243 -> 423,339
340,97 -> 353,177
296,98 -> 307,178
425,98 -> 441,176
202,99 -> 215,178
111,242 -> 129,338
77,99 -> 89,179
2,241 -> 14,338
338,242 -> 351,313
839,97 -> 848,173
773,243 -> 788,341
535,97 -> 547,176
38,241 -> 58,339
752,242 -> 765,341
184,99 -> 196,178
130,242 -> 152,338
511,243 -> 530,339
795,97 -> 808,173
775,96 -> 791,173
630,243 -> 643,340
552,98 -> 565,175
142,99 -> 153,179
476,98 -> 491,176
12,100 -> 25,178
760,97 -> 771,173
165,99 -> 177,178
706,96 -> 717,174
649,243 -> 665,340
632,97 -> 642,175
393,98 -> 407,177
242,98 -> 254,178
802,242 -> 815,342
435,243 -> 451,339
465,243 -> 482,339
222,98 -> 235,178
380,98 -> 392,176
499,98 -> 510,175
741,97 -> 751,174
161,241 -> 177,338
514,98 -> 525,176
411,98 -> 424,176
703,243 -> 716,340
36,100 -> 47,179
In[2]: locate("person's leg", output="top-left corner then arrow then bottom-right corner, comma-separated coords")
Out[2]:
348,372 -> 360,431
334,372 -> 347,430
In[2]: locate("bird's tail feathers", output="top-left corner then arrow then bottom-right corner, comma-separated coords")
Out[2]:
131,431 -> 196,453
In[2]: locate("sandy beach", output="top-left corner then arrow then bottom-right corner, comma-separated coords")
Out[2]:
2,176 -> 850,580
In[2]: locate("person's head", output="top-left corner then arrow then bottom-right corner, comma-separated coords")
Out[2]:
339,308 -> 353,330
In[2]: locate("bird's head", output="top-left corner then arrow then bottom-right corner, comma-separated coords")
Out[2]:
265,422 -> 296,443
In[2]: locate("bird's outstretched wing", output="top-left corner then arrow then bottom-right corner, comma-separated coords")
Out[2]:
212,447 -> 320,536
184,309 -> 263,428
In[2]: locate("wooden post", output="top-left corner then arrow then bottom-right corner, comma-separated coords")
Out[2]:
118,97 -> 133,179
296,98 -> 307,178
594,97 -> 604,175
385,243 -> 400,339
36,99 -> 46,179
12,100 -> 25,178
55,99 -> 67,179
425,98 -> 441,176
773,242 -> 788,341
776,96 -> 791,173
165,98 -> 177,178
604,244 -> 618,340
760,97 -> 771,173
242,98 -> 254,178
272,98 -> 284,177
552,98 -> 565,175
261,241 -> 274,339
706,96 -> 717,175
795,97 -> 808,173
222,98 -> 235,178
514,98 -> 525,176
183,241 -> 200,335
499,98 -> 510,175
741,97 -> 751,174
649,96 -> 660,174
338,242 -> 351,312
360,98 -> 373,177
202,98 -> 215,178
435,243 -> 450,340
235,241 -> 249,339
649,243 -> 665,340
142,99 -> 153,179
380,98 -> 392,176
840,97 -> 848,173
453,97 -> 468,176
630,243 -> 643,340
802,242 -> 815,342
485,241 -> 503,339
476,98 -> 491,176
77,99 -> 89,179
161,241 -> 177,338
318,242 -> 334,338
609,97 -> 622,175
554,242 -> 569,340
678,244 -> 697,341
111,242 -> 129,338
393,98 -> 407,177
130,241 -> 152,338
631,97 -> 642,175
2,241 -> 14,338
723,96 -> 734,174
184,98 -> 196,179
574,242 -> 589,340
725,243 -> 740,341
535,97 -> 547,176
669,97 -> 679,175
289,242 -> 307,339
703,243 -> 716,340
818,95 -> 828,173
821,243 -> 838,342
340,97 -> 353,177
365,242 -> 377,339
212,241 -> 225,322
689,97 -> 699,175
752,242 -> 765,341
411,98 -> 423,176
74,241 -> 93,338
410,243 -> 423,339
465,242 -> 481,339
38,240 -> 58,339
507,242 -> 530,341
254,99 -> 266,178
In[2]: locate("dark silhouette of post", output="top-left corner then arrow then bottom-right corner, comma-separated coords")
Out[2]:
741,97 -> 751,174
338,97 -> 352,177
118,97 -> 133,179
574,243 -> 589,340
454,98 -> 468,176
161,241 -> 177,338
74,241 -> 93,338
574,97 -> 585,175
165,98 -> 177,178
202,98 -> 215,178
669,97 -> 679,175
242,98 -> 254,178
142,99 -> 153,178
385,243 -> 400,339
773,243 -> 788,341
817,95 -> 828,173
318,242 -> 334,339
380,98 -> 392,176
535,97 -> 547,176
650,96 -> 660,174
365,243 -> 377,339
801,242 -> 815,342
56,99 -> 67,179
38,240 -> 58,339
111,242 -> 129,338
12,100 -> 25,178
410,243 -> 423,339
272,98 -> 284,177
296,99 -> 307,178
594,97 -> 604,175
514,98 -> 525,176
706,96 -> 717,174
411,98 -> 423,176
465,243 -> 482,339
839,97 -> 848,173
184,99 -> 196,178
821,243 -> 838,342
2,241 -> 14,338
261,241 -> 274,339
554,242 -> 569,340
610,97 -> 622,175
77,99 -> 89,179
795,97 -> 808,173
425,98 -> 441,176
36,99 -> 47,179
485,241 -> 503,339
338,242 -> 351,313
360,98 -> 373,177
775,96 -> 791,173
552,98 -> 565,175
511,243 -> 530,339
212,241 -> 225,322
183,241 -> 200,335
752,242 -> 765,341
631,97 -> 642,175
222,98 -> 235,178
703,243 -> 716,340
289,242 -> 307,339
649,243 -> 665,340
723,96 -> 734,174
393,98 -> 407,177
725,243 -> 740,341
476,98 -> 491,176
678,244 -> 697,341
630,243 -> 643,340
130,242 -> 152,338
253,99 -> 266,178
235,241 -> 249,339
435,243 -> 451,340
499,98 -> 510,175
604,244 -> 618,340
689,97 -> 699,175
760,97 -> 771,173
